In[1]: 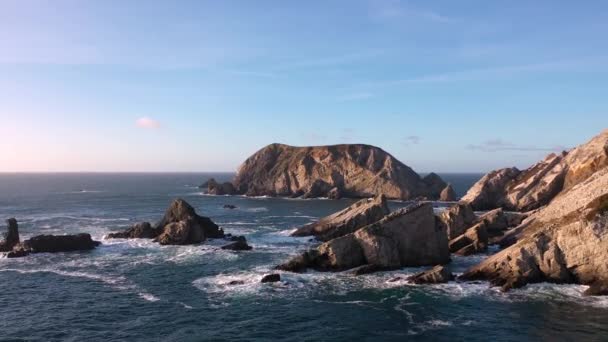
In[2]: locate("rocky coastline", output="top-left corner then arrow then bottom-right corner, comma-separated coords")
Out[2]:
2,128 -> 607,295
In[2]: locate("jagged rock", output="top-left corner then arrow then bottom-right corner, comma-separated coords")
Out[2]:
106,222 -> 159,239
437,202 -> 477,240
5,249 -> 29,258
462,130 -> 608,211
221,236 -> 252,251
200,178 -> 236,195
19,233 -> 100,253
223,204 -> 237,209
106,199 -> 223,245
278,203 -> 450,273
0,218 -> 20,252
449,222 -> 488,256
291,195 -> 390,241
408,265 -> 454,284
439,184 -> 457,201
261,274 -> 281,283
461,165 -> 608,293
461,168 -> 521,211
232,143 -> 448,200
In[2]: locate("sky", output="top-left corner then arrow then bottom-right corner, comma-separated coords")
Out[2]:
0,0 -> 607,173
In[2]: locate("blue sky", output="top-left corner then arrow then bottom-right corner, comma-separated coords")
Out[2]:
0,0 -> 606,172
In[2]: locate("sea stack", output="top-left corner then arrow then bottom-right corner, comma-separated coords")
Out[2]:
228,143 -> 448,200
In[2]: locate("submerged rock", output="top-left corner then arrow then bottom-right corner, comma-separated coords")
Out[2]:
223,204 -> 237,210
232,143 -> 448,200
0,218 -> 20,252
278,203 -> 449,273
261,274 -> 281,283
291,195 -> 390,241
408,265 -> 454,284
221,236 -> 252,251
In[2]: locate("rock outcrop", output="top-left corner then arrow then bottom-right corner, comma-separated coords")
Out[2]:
18,234 -> 100,253
462,129 -> 608,211
437,202 -> 477,240
261,274 -> 281,283
277,203 -> 450,273
232,143 -> 447,200
448,222 -> 488,256
0,218 -> 20,252
221,236 -> 252,251
291,195 -> 390,241
107,199 -> 225,245
461,164 -> 608,293
200,178 -> 237,195
106,222 -> 160,239
439,184 -> 457,202
408,265 -> 454,284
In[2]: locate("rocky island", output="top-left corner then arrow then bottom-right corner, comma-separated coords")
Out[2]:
201,143 -> 453,200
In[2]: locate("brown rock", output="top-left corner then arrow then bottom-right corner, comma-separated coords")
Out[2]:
437,202 -> 477,240
155,198 -> 224,241
449,222 -> 489,256
461,165 -> 608,293
408,265 -> 454,284
439,184 -> 457,202
232,143 -> 448,200
278,203 -> 450,273
461,168 -> 521,211
291,195 -> 390,241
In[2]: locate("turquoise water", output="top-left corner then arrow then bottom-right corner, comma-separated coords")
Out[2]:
1,173 -> 608,341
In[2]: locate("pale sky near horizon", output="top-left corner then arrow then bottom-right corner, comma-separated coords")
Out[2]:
0,0 -> 607,173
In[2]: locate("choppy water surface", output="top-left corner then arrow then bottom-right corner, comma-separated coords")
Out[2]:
1,173 -> 608,341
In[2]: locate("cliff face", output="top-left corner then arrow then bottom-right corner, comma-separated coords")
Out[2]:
461,129 -> 608,293
462,129 -> 608,211
232,143 -> 448,200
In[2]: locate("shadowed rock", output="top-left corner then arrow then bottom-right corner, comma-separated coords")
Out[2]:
291,195 -> 390,241
261,274 -> 281,283
221,236 -> 252,251
449,222 -> 488,256
408,265 -> 454,284
20,233 -> 100,253
232,143 -> 448,200
106,222 -> 159,239
0,218 -> 20,252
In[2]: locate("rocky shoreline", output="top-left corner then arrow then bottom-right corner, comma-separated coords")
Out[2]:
2,128 -> 607,293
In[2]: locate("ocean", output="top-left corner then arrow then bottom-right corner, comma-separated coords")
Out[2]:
1,173 -> 607,341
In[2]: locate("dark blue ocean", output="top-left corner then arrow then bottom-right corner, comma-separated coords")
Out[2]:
1,173 -> 608,341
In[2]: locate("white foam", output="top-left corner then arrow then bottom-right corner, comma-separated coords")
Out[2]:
139,292 -> 160,302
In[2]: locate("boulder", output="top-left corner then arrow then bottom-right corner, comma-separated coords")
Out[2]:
437,202 -> 477,240
261,274 -> 281,283
20,233 -> 100,253
278,203 -> 450,273
448,222 -> 488,256
106,222 -> 159,239
291,195 -> 390,241
232,143 -> 448,200
408,265 -> 454,284
439,184 -> 457,202
0,218 -> 20,252
221,236 -> 252,251
460,165 -> 608,293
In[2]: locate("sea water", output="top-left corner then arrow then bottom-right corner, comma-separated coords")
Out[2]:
1,173 -> 607,341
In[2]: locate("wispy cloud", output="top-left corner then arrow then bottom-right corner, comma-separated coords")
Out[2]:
466,139 -> 568,152
403,135 -> 421,146
300,132 -> 328,143
371,0 -> 452,23
135,117 -> 161,129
